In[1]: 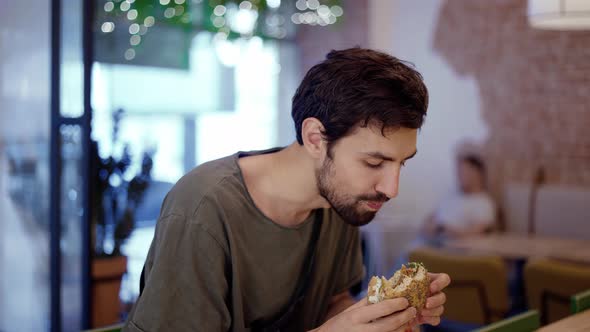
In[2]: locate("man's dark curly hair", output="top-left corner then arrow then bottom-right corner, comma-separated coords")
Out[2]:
291,47 -> 429,150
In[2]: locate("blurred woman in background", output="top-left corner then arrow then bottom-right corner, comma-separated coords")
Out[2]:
421,153 -> 496,240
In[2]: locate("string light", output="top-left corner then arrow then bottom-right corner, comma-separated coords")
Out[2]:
214,5 -> 226,16
101,21 -> 115,33
130,35 -> 141,46
144,16 -> 155,27
128,23 -> 140,34
120,1 -> 130,11
124,48 -> 135,60
99,0 -> 343,60
164,7 -> 176,18
127,9 -> 138,20
104,2 -> 114,12
292,1 -> 342,26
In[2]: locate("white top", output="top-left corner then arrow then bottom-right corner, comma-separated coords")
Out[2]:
434,192 -> 496,228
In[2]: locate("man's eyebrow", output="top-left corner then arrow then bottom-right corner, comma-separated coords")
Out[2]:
404,150 -> 418,160
363,150 -> 418,162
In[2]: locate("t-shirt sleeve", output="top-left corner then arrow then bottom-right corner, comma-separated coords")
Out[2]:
124,212 -> 231,332
332,225 -> 364,295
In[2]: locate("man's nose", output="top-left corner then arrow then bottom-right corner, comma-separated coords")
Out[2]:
375,168 -> 400,199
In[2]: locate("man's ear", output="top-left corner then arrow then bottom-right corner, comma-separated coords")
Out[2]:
301,117 -> 326,159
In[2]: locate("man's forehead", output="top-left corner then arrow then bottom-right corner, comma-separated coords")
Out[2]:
345,122 -> 403,136
338,126 -> 418,157
361,149 -> 417,161
355,125 -> 416,142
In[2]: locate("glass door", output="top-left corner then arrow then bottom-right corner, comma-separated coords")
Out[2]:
0,1 -> 52,331
0,0 -> 92,331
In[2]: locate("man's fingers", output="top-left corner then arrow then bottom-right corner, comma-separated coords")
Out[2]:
342,297 -> 370,313
425,292 -> 446,309
352,298 -> 409,323
420,305 -> 444,317
418,314 -> 441,326
428,272 -> 451,294
368,306 -> 417,332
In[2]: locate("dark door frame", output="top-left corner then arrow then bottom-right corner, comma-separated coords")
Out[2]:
50,0 -> 93,330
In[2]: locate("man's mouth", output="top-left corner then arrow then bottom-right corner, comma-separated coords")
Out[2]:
365,201 -> 384,210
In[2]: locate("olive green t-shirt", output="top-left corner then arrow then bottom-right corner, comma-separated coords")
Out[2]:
124,149 -> 364,332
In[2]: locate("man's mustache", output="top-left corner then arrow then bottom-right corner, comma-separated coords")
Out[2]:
357,193 -> 389,203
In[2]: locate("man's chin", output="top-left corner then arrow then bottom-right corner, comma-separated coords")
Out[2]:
340,211 -> 377,227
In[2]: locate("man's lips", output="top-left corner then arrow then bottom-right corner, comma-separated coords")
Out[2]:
365,201 -> 384,210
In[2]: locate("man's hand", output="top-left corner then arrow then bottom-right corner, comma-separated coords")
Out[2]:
410,272 -> 451,327
315,297 -> 417,332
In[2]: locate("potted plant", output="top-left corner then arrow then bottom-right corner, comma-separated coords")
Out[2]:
89,108 -> 154,327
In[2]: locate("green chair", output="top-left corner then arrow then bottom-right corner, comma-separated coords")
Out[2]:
524,258 -> 590,324
473,310 -> 540,332
409,247 -> 510,325
82,323 -> 124,332
571,288 -> 590,314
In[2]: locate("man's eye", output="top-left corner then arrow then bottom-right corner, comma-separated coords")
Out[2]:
365,162 -> 382,169
401,161 -> 407,167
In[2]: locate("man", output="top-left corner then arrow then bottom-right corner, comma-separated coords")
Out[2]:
422,153 -> 496,239
124,47 -> 450,332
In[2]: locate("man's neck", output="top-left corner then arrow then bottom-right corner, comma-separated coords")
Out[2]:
238,143 -> 330,228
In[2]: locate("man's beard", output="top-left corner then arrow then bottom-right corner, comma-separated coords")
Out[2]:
316,157 -> 388,227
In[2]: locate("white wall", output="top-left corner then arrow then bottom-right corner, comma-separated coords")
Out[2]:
0,0 -> 51,330
363,0 -> 490,274
370,0 -> 490,227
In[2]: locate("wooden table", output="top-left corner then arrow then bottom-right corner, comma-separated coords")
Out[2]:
444,233 -> 590,264
537,310 -> 590,331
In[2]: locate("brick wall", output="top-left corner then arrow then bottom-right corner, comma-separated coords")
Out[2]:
296,0 -> 369,73
433,0 -> 590,196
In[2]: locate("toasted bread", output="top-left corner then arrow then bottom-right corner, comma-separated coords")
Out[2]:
367,262 -> 430,312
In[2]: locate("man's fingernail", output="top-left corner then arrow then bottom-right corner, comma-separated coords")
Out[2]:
410,307 -> 417,317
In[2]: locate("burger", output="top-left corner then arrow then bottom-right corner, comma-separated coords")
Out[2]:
367,262 -> 430,312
